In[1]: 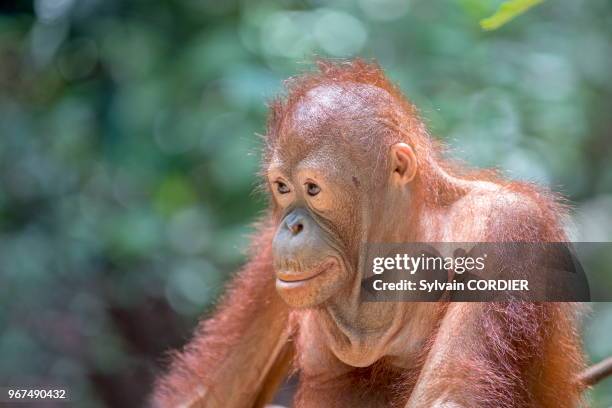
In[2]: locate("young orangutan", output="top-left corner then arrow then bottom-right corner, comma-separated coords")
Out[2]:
152,59 -> 585,408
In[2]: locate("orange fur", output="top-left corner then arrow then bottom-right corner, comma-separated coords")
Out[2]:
153,60 -> 585,408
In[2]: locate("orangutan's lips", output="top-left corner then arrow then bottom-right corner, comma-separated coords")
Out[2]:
276,259 -> 337,283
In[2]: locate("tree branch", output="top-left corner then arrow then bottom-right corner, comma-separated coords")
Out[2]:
579,357 -> 612,388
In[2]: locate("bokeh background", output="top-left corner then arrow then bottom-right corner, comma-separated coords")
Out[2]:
0,0 -> 611,406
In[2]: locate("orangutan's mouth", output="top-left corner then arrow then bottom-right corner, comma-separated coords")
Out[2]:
276,259 -> 337,283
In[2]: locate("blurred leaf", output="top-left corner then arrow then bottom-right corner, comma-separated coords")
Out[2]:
154,175 -> 198,217
480,0 -> 544,30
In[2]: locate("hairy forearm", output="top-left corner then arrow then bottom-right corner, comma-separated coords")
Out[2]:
406,303 -> 553,408
152,224 -> 293,408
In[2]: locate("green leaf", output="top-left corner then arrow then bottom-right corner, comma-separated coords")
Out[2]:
480,0 -> 544,31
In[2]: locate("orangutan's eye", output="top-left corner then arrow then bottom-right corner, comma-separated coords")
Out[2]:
276,181 -> 290,194
306,182 -> 321,197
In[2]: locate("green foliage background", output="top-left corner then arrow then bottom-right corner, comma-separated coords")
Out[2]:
0,0 -> 611,406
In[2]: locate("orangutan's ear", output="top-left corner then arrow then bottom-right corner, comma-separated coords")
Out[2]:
390,142 -> 417,185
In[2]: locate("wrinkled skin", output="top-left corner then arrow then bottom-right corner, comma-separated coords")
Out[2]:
268,82 -> 424,369
152,60 -> 584,408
